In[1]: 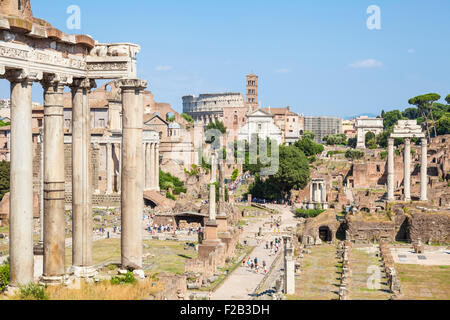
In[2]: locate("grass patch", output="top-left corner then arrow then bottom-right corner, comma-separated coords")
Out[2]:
45,278 -> 163,300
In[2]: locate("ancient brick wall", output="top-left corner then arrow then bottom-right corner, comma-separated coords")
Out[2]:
407,212 -> 450,244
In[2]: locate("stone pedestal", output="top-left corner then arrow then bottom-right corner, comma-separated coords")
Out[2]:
216,215 -> 228,233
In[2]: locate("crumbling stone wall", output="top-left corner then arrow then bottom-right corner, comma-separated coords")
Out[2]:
407,212 -> 450,244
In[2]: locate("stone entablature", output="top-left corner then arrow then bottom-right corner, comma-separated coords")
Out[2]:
390,120 -> 425,139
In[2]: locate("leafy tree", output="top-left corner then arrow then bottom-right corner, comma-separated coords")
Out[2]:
446,94 -> 450,105
409,93 -> 441,138
294,137 -> 324,157
323,134 -> 347,146
159,170 -> 186,199
205,120 -> 227,145
365,132 -> 376,145
248,145 -> 310,200
0,161 -> 10,201
347,137 -> 357,149
181,113 -> 194,123
302,131 -> 315,141
382,110 -> 404,130
436,113 -> 450,135
345,149 -> 364,160
402,107 -> 421,120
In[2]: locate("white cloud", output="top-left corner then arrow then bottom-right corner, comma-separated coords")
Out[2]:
349,59 -> 383,69
155,65 -> 173,72
275,68 -> 290,73
407,48 -> 415,54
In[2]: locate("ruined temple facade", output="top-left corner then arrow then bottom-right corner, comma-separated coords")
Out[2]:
0,0 -> 155,285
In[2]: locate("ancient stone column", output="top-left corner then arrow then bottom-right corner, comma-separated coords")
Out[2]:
283,236 -> 295,295
144,143 -> 150,190
404,138 -> 411,201
309,182 -> 313,203
71,78 -> 96,277
8,70 -> 36,286
41,76 -> 67,282
321,182 -> 327,203
155,143 -> 160,191
106,143 -> 113,194
150,143 -> 156,190
387,138 -> 395,201
117,79 -> 147,270
420,138 -> 428,201
209,152 -> 217,222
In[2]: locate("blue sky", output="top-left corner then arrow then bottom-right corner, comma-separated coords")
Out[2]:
1,0 -> 450,117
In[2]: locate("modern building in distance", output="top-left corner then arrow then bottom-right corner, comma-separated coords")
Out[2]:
342,119 -> 357,139
262,107 -> 304,145
304,116 -> 343,143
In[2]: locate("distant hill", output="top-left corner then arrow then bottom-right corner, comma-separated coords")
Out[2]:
344,113 -> 379,120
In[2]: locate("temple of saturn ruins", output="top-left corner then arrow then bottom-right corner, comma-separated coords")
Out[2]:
387,120 -> 427,202
0,0 -> 160,285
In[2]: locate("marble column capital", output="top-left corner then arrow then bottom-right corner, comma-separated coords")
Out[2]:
115,78 -> 147,91
41,73 -> 73,89
6,69 -> 42,83
70,78 -> 97,91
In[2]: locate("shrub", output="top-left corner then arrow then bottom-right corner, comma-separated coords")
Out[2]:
181,113 -> 194,123
18,284 -> 49,300
0,261 -> 10,292
231,169 -> 239,182
380,151 -> 388,160
295,209 -> 325,218
111,271 -> 137,285
345,149 -> 364,160
165,192 -> 176,201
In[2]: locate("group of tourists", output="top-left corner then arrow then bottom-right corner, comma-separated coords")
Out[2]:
266,237 -> 282,256
242,256 -> 267,274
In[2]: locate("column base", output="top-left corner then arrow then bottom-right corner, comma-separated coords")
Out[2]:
69,266 -> 98,278
40,275 -> 65,286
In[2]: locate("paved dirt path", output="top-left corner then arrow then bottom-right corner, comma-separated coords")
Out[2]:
212,204 -> 297,300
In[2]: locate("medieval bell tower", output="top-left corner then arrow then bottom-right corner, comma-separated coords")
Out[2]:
246,73 -> 258,112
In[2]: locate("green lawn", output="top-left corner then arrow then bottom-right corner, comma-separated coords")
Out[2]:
396,264 -> 450,300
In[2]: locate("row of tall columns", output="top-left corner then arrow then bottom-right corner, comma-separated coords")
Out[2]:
310,181 -> 326,203
119,79 -> 147,270
7,73 -> 148,285
144,142 -> 160,191
387,138 -> 428,202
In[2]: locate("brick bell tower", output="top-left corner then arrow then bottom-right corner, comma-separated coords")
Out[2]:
0,0 -> 34,20
246,73 -> 258,112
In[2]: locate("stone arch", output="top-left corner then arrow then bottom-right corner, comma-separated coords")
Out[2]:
319,226 -> 332,242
